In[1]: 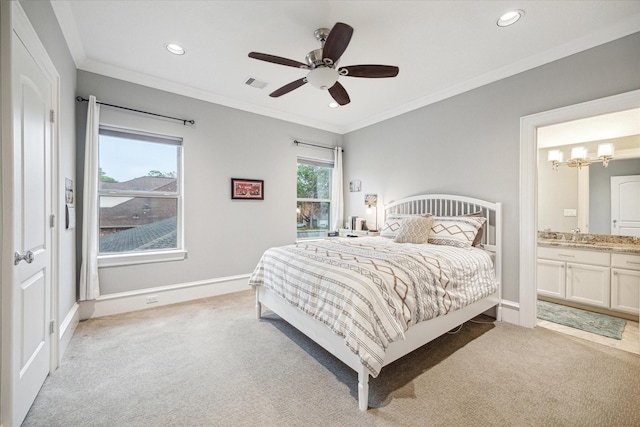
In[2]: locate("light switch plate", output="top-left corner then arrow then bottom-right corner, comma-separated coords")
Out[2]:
564,208 -> 577,217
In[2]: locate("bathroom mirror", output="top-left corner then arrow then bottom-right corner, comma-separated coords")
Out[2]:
538,134 -> 640,235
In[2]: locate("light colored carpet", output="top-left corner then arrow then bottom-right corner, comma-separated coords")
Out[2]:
24,290 -> 640,427
537,300 -> 627,340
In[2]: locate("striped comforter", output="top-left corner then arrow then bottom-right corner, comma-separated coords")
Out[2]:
248,237 -> 497,377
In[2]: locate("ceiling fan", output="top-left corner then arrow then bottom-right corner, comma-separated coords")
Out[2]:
248,22 -> 399,106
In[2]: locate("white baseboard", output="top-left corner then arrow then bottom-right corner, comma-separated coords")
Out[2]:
500,299 -> 521,326
79,274 -> 250,320
58,303 -> 80,358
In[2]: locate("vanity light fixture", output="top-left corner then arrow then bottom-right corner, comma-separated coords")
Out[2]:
597,142 -> 615,167
548,150 -> 563,171
548,143 -> 615,170
567,146 -> 591,169
497,10 -> 524,27
165,43 -> 185,55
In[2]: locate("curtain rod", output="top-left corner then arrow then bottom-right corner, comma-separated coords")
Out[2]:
75,96 -> 195,126
294,140 -> 343,152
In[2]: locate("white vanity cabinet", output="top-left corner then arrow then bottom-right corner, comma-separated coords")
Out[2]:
536,258 -> 566,299
610,253 -> 640,315
537,247 -> 611,308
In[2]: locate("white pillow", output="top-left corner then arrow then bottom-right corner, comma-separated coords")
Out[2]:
428,216 -> 486,248
394,216 -> 433,244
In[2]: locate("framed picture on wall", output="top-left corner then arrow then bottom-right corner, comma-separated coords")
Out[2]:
231,178 -> 264,200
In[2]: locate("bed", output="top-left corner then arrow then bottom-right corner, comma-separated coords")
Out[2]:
249,194 -> 502,410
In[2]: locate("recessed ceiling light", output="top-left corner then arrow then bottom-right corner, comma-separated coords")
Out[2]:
165,43 -> 185,55
328,102 -> 339,108
497,10 -> 524,27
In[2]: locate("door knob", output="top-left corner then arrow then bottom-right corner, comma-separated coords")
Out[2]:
14,250 -> 34,265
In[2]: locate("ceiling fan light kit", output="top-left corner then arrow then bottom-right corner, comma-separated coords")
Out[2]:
248,22 -> 399,106
307,67 -> 339,90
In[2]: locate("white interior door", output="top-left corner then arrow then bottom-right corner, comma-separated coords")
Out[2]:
10,26 -> 54,426
611,175 -> 640,237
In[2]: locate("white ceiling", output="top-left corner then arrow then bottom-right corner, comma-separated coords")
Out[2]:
51,1 -> 640,134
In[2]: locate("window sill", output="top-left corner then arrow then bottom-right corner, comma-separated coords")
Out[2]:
98,250 -> 187,268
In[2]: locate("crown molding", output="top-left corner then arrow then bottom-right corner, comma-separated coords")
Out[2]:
78,58 -> 347,134
50,0 -> 85,68
53,2 -> 640,135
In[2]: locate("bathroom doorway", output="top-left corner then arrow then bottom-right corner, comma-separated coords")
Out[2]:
519,89 -> 640,354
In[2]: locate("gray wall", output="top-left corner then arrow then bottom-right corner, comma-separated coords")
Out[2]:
343,32 -> 640,303
20,1 -> 78,322
590,158 -> 640,234
76,71 -> 341,295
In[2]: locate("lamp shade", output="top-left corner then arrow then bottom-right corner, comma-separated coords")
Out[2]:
597,143 -> 614,158
547,150 -> 563,162
570,146 -> 587,160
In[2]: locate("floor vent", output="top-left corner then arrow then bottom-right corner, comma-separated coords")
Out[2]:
244,77 -> 268,89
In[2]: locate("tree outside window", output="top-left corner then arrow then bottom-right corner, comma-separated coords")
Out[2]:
297,160 -> 332,239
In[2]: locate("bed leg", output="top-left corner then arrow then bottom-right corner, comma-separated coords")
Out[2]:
255,288 -> 262,319
357,367 -> 369,411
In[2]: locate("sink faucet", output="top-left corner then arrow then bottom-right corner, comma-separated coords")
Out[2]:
571,228 -> 580,241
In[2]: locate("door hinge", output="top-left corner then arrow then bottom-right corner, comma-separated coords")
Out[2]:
49,320 -> 55,335
50,109 -> 55,123
50,214 -> 56,228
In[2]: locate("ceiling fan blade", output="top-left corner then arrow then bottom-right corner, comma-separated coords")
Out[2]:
322,22 -> 353,65
328,82 -> 350,106
270,78 -> 308,97
338,65 -> 399,78
249,52 -> 309,69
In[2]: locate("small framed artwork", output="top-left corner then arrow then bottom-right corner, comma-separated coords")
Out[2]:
364,194 -> 378,206
349,180 -> 361,192
231,178 -> 264,200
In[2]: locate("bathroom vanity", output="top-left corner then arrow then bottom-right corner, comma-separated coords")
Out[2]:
537,233 -> 640,318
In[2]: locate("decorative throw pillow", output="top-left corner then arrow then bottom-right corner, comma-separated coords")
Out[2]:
380,214 -> 408,239
394,216 -> 434,244
462,211 -> 485,247
380,214 -> 431,239
428,216 -> 486,248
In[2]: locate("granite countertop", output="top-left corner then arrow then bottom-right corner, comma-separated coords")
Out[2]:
537,235 -> 640,255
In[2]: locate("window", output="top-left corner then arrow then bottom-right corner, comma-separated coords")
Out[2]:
98,127 -> 182,257
297,158 -> 332,239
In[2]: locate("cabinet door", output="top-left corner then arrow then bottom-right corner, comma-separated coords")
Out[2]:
566,263 -> 610,308
611,268 -> 640,315
537,259 -> 566,298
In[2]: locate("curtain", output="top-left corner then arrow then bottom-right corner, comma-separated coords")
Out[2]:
79,96 -> 101,300
331,147 -> 344,231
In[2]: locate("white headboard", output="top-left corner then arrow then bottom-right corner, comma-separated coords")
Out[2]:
384,194 -> 502,289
